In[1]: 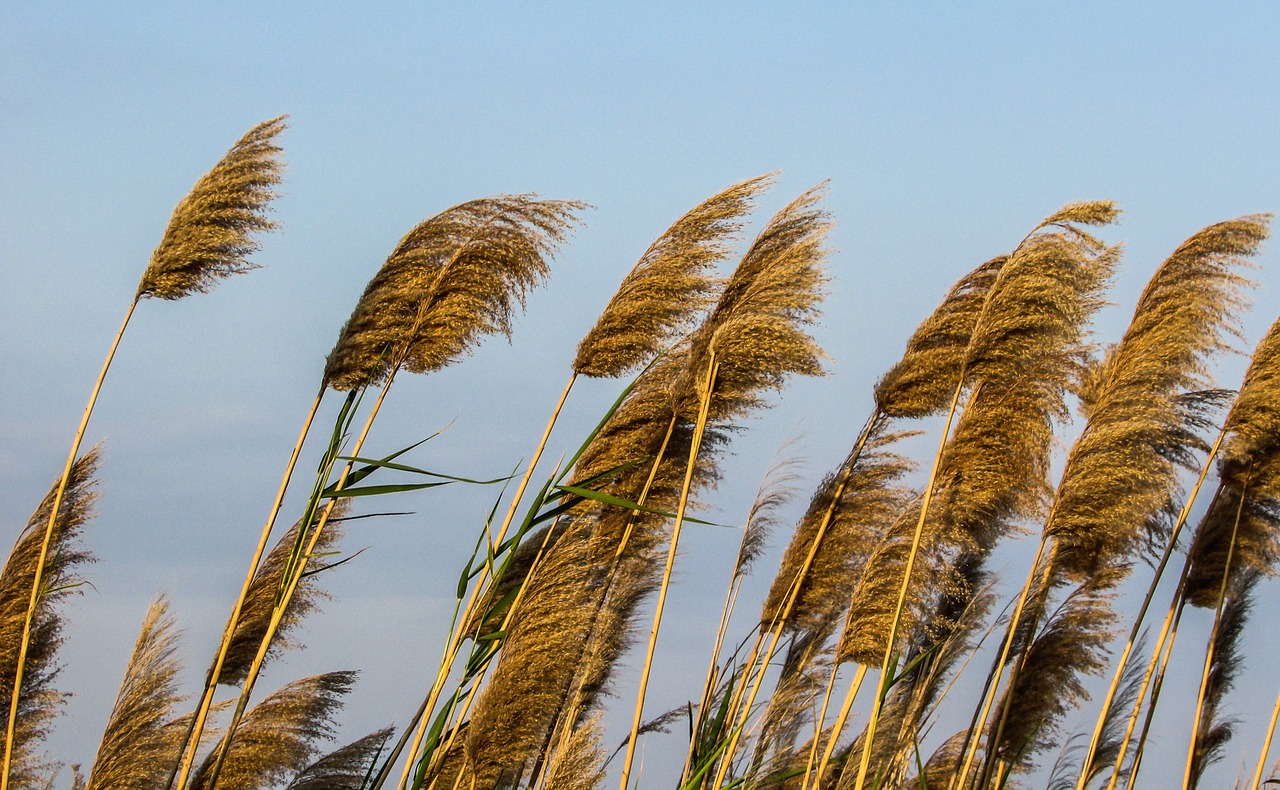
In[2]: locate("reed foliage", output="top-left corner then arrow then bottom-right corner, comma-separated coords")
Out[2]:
11,136 -> 1280,790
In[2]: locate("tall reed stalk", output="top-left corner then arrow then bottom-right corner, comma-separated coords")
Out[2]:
2,116 -> 285,790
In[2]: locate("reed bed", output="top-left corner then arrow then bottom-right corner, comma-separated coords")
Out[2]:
6,120 -> 1280,790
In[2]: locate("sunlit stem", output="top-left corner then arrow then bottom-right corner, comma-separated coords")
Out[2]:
1181,484 -> 1247,788
389,375 -> 577,790
708,414 -> 882,790
852,378 -> 966,790
169,387 -> 323,790
3,299 -> 137,790
204,373 -> 394,787
1075,426 -> 1226,790
619,356 -> 718,790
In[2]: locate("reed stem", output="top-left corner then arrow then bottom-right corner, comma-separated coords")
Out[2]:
1075,428 -> 1227,790
805,664 -> 868,790
1249,685 -> 1280,790
1180,485 -> 1246,789
169,387 -> 324,790
204,375 -> 394,787
852,378 -> 966,790
2,299 -> 137,790
619,356 -> 718,790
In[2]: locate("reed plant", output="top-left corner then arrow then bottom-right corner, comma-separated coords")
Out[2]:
11,127 -> 1280,790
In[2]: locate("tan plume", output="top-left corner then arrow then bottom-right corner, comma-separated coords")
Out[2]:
874,256 -> 1006,418
761,420 -> 914,635
137,116 -> 285,300
218,503 -> 349,686
85,597 -> 185,790
0,448 -> 99,788
323,195 -> 585,390
1051,214 -> 1269,577
574,174 -> 773,378
285,727 -> 394,790
192,671 -> 356,790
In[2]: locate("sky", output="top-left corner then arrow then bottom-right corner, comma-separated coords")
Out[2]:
3,3 -> 1280,787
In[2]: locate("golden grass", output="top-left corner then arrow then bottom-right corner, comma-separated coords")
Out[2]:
13,152 -> 1280,790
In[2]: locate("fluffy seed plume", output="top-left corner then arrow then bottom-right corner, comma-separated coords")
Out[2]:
464,520 -> 601,789
219,504 -> 348,686
574,174 -> 773,378
681,183 -> 830,423
85,598 -> 185,790
192,671 -> 356,790
0,449 -> 99,788
285,727 -> 394,790
323,195 -> 585,390
1051,214 -> 1269,577
539,713 -> 607,790
1184,315 -> 1280,604
136,117 -> 285,300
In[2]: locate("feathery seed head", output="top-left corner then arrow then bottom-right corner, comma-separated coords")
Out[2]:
1,448 -> 100,787
86,598 -> 185,790
323,195 -> 585,390
1050,215 -> 1268,577
574,174 -> 774,377
875,256 -> 1006,418
137,116 -> 285,300
193,671 -> 356,790
679,182 -> 831,422
219,503 -> 348,686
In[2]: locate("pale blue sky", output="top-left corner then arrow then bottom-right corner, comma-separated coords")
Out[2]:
3,3 -> 1280,787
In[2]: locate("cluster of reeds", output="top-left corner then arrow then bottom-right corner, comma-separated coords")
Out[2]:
5,118 -> 1280,790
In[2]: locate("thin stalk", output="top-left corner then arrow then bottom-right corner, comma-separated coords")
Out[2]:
680,562 -> 748,785
538,412 -> 681,774
1180,486 -> 1247,789
973,537 -> 1053,789
1122,600 -> 1185,790
805,664 -> 869,790
1074,428 -> 1228,790
1106,491 -> 1229,790
799,659 -> 846,790
168,387 -> 324,790
3,299 -> 137,790
204,374 -> 395,787
709,414 -> 883,789
1249,685 -> 1280,790
619,356 -> 719,790
852,378 -> 967,790
388,375 -> 578,789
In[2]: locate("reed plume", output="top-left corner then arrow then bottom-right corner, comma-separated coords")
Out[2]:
463,518 -> 601,789
219,504 -> 348,686
1184,316 -> 1280,604
574,174 -> 772,378
0,449 -> 99,789
323,195 -> 585,390
843,202 -> 1118,790
539,714 -> 606,790
1051,215 -> 1269,577
285,727 -> 394,790
137,117 -> 286,300
761,422 -> 914,637
85,598 -> 185,790
192,671 -> 356,790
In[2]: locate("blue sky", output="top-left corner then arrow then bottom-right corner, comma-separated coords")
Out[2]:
3,3 -> 1280,787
